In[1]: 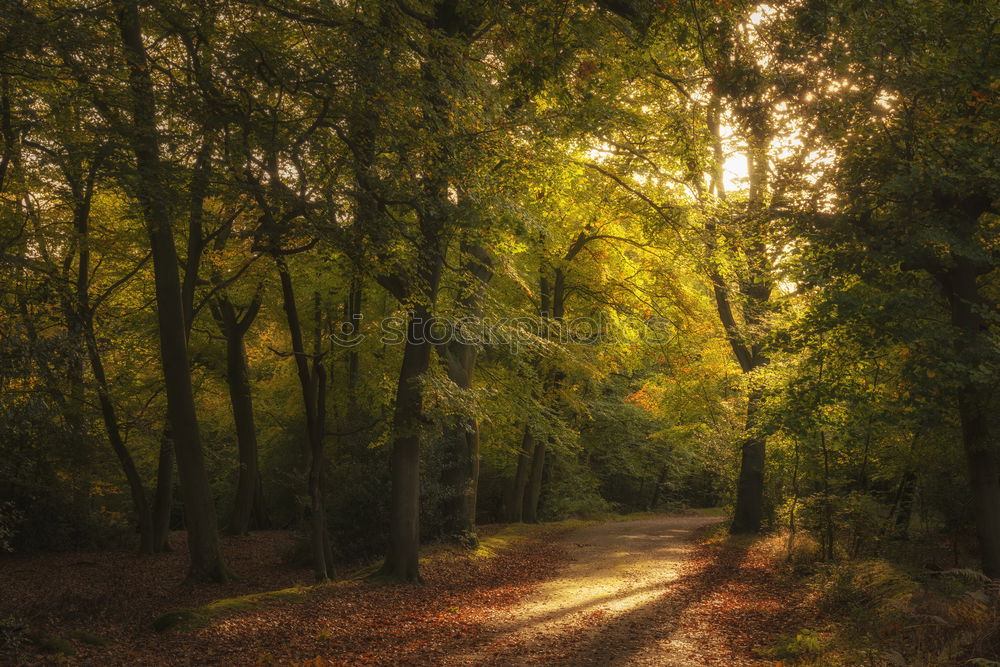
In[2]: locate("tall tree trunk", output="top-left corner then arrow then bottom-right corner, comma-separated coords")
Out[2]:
891,470 -> 917,540
520,268 -> 564,526
727,136 -> 772,532
310,292 -> 332,577
65,323 -> 89,524
274,260 -> 331,581
438,242 -> 492,540
706,104 -> 773,536
786,437 -> 801,559
214,294 -> 264,536
116,0 -> 227,581
152,430 -> 174,552
523,438 -> 546,523
252,474 -> 269,530
381,305 -> 434,581
961,421 -> 1000,578
65,160 -> 100,528
439,419 -> 479,538
83,321 -> 155,552
940,257 -> 1000,577
504,427 -> 533,522
309,348 -> 330,579
731,389 -> 766,533
648,465 -> 670,511
345,278 -> 362,393
366,1 -> 459,580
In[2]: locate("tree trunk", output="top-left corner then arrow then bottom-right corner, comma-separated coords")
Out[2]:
275,262 -> 331,581
440,419 -> 479,538
309,352 -> 330,580
345,278 -> 362,393
66,161 -> 98,529
65,323 -> 90,525
215,295 -> 264,536
504,427 -> 533,522
224,319 -> 261,536
437,242 -> 491,540
381,306 -> 433,582
963,435 -> 1000,578
252,473 -> 269,530
938,255 -> 1000,577
706,100 -> 773,537
648,465 -> 670,511
83,322 -> 154,553
523,438 -> 546,523
731,390 -> 766,534
891,470 -> 917,540
152,430 -> 174,552
955,378 -> 1000,576
117,0 -> 227,581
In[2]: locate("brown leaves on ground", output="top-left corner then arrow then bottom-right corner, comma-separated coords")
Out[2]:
447,520 -> 823,666
627,535 -> 824,665
1,521 -> 823,666
0,527 -> 571,665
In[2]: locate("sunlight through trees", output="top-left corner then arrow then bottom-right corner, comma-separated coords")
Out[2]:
1,0 -> 999,661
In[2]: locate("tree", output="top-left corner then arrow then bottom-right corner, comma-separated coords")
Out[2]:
114,0 -> 228,581
783,0 -> 1000,574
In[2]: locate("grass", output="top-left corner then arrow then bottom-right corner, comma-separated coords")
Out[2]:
153,585 -> 311,632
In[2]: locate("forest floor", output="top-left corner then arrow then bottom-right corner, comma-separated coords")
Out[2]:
1,514 -> 823,666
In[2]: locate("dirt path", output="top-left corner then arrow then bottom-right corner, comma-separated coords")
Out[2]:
447,514 -> 725,666
7,515 -> 809,666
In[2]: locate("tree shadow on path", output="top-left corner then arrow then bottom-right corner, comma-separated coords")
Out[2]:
462,535 -> 810,666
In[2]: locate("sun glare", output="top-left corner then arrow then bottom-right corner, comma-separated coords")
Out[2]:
723,153 -> 750,192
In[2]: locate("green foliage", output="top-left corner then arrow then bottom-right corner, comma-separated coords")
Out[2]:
814,560 -> 920,625
766,627 -> 827,660
539,456 -> 613,521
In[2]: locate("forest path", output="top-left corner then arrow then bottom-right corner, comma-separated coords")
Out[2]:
447,514 -> 726,666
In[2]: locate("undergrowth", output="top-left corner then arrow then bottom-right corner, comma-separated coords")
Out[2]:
754,531 -> 1000,665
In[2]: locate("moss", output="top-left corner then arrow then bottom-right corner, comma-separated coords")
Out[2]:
472,523 -> 539,560
66,629 -> 109,646
348,560 -> 384,581
35,633 -> 75,655
471,519 -> 592,560
153,586 -> 311,632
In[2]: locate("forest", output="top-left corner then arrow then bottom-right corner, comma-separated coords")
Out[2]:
1,0 -> 999,664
